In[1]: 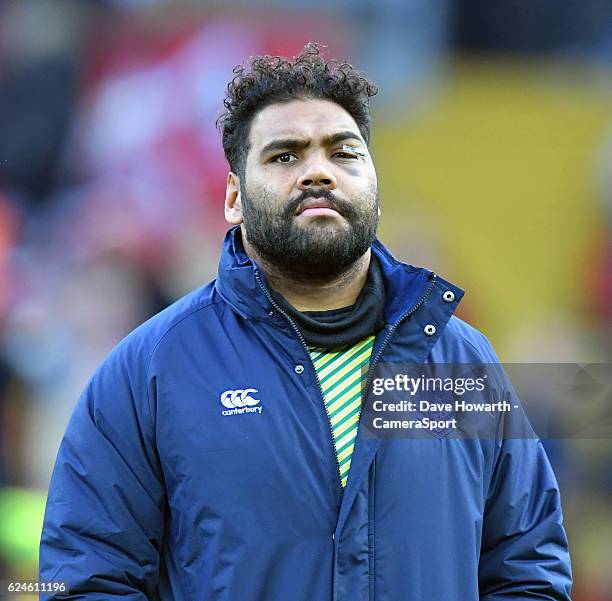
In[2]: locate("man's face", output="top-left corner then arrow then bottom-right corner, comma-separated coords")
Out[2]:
229,98 -> 379,278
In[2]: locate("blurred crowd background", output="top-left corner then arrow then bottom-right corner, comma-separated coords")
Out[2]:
0,0 -> 611,599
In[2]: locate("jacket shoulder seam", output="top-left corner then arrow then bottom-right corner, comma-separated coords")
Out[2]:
144,299 -> 225,421
145,298 -> 224,375
445,319 -> 491,359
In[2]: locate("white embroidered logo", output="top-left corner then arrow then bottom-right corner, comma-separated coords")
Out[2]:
220,389 -> 263,415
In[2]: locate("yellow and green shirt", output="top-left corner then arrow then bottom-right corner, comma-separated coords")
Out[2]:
308,335 -> 376,488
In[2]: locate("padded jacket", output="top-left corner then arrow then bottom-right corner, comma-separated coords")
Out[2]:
39,226 -> 573,600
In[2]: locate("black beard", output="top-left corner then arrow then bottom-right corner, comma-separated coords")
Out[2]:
240,182 -> 379,278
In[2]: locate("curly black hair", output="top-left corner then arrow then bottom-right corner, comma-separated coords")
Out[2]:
217,42 -> 378,176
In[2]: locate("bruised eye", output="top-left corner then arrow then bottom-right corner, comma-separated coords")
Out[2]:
333,151 -> 360,160
335,145 -> 366,160
271,153 -> 298,164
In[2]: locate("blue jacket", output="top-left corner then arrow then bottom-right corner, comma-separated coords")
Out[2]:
39,226 -> 572,600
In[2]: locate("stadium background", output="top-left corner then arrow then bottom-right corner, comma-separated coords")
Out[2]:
0,0 -> 610,599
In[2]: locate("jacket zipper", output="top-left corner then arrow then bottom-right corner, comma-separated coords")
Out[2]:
350,272 -> 438,462
254,270 -> 345,499
363,272 -> 438,397
254,269 -> 439,498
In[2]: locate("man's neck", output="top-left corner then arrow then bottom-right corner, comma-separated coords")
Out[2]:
242,235 -> 371,312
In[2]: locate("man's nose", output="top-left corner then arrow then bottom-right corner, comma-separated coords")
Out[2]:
297,158 -> 337,191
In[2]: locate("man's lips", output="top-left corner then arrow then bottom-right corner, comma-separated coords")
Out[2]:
295,198 -> 342,216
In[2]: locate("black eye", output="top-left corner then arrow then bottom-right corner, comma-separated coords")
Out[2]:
333,151 -> 359,160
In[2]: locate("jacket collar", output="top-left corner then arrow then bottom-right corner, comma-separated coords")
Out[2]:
215,225 -> 452,325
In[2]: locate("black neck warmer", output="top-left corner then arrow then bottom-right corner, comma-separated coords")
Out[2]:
270,255 -> 386,349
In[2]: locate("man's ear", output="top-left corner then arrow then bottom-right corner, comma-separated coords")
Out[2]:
224,172 -> 243,225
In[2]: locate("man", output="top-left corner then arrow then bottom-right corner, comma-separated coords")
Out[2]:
39,43 -> 572,600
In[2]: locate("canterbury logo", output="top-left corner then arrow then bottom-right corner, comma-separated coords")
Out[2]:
220,389 -> 263,416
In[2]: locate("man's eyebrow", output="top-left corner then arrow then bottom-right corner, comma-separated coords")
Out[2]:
259,130 -> 364,157
260,138 -> 310,157
322,130 -> 364,147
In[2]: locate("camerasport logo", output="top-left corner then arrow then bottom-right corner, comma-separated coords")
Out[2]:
220,389 -> 263,416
